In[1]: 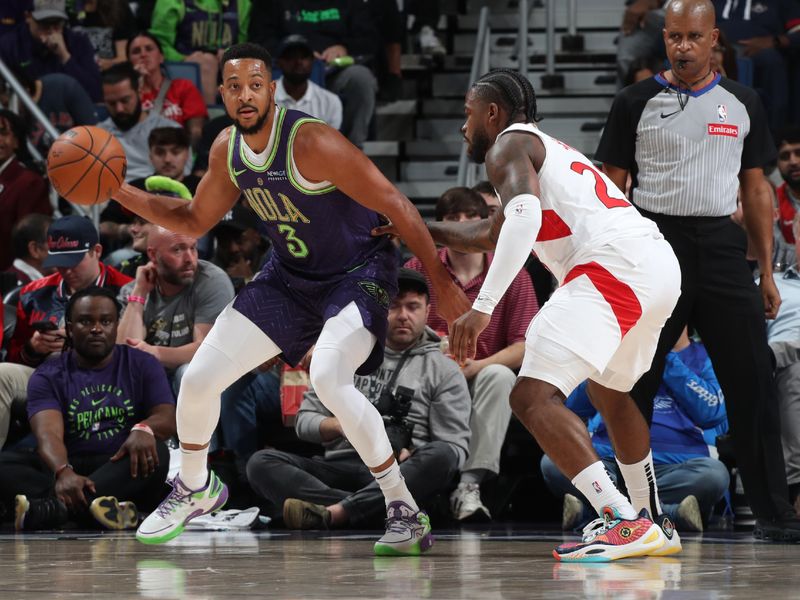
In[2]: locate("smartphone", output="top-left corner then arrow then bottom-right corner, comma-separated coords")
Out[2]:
31,320 -> 58,333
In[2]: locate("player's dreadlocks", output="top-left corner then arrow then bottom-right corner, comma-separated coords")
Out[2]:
471,69 -> 540,125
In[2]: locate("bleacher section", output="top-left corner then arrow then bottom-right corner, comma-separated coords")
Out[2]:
368,0 -> 623,216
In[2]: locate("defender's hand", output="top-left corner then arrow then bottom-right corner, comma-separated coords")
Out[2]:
450,309 -> 491,364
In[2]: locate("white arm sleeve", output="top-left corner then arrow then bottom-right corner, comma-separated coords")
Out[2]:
472,194 -> 541,315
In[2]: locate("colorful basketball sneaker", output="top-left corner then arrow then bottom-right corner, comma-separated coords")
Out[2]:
649,513 -> 682,556
373,501 -> 434,557
553,507 -> 664,562
136,471 -> 228,545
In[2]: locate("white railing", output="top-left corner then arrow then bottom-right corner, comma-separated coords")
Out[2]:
0,57 -> 93,222
456,6 -> 490,188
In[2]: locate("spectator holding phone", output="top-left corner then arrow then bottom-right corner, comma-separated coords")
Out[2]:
0,216 -> 131,450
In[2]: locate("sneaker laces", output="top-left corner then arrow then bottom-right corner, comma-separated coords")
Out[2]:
155,478 -> 193,519
385,505 -> 414,534
581,511 -> 620,542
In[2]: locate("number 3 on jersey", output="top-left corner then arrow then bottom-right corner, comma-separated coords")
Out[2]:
278,224 -> 309,258
570,161 -> 630,209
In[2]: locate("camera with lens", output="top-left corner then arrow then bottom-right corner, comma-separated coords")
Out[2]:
375,385 -> 415,456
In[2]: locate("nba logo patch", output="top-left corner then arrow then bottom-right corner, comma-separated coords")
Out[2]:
717,104 -> 728,123
592,481 -> 603,494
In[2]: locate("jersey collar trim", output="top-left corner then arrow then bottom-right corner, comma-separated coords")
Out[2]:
654,71 -> 721,97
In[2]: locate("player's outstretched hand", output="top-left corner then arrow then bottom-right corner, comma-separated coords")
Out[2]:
449,309 -> 491,364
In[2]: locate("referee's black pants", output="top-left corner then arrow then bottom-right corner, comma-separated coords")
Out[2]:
631,211 -> 794,521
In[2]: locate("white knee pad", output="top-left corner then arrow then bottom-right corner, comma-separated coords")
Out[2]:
309,303 -> 391,467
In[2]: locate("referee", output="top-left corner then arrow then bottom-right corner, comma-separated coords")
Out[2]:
596,0 -> 800,541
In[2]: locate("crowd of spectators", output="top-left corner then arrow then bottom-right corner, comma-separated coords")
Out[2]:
0,0 -> 797,538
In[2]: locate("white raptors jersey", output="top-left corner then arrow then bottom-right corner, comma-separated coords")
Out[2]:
497,123 -> 660,283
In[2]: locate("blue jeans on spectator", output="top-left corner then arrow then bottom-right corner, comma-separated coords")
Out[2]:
219,370 -> 281,464
540,454 -> 730,530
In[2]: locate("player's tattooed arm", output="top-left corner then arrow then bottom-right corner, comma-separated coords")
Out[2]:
486,132 -> 543,206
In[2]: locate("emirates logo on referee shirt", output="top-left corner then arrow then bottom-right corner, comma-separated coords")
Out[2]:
707,124 -> 738,137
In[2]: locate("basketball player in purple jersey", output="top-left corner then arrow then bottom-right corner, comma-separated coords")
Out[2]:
113,43 -> 470,555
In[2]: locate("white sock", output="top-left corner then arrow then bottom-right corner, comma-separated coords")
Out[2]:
373,461 -> 419,511
616,450 -> 662,517
572,461 -> 637,520
179,447 -> 209,490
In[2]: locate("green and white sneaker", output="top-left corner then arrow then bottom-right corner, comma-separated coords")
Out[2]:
374,501 -> 434,557
136,471 -> 228,545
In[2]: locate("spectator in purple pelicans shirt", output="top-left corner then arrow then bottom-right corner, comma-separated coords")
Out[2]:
0,286 -> 176,531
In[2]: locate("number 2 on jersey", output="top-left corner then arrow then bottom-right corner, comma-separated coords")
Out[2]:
278,224 -> 309,258
570,161 -> 630,209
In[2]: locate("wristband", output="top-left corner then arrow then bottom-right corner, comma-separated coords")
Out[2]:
54,463 -> 74,477
128,295 -> 146,305
132,423 -> 154,436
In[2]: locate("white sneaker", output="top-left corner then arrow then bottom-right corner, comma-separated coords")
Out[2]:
649,513 -> 682,556
374,501 -> 434,556
136,470 -> 228,545
450,482 -> 491,522
676,495 -> 703,532
418,25 -> 446,56
562,493 -> 584,530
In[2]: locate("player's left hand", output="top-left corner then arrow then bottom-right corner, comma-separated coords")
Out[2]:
111,430 -> 159,479
760,275 -> 781,320
449,309 -> 491,364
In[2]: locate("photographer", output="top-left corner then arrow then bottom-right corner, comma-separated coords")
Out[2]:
246,269 -> 472,529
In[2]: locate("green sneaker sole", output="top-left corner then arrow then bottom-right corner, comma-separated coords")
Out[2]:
136,523 -> 187,545
374,532 -> 434,557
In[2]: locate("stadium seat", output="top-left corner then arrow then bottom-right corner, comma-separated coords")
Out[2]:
164,61 -> 203,90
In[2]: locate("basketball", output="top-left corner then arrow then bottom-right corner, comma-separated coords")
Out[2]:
47,126 -> 127,205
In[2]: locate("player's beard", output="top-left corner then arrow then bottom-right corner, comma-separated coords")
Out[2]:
235,107 -> 270,135
467,128 -> 491,164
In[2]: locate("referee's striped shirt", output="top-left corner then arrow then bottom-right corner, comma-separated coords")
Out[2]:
595,72 -> 775,217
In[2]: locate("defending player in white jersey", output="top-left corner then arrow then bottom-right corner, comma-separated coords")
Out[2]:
377,69 -> 681,562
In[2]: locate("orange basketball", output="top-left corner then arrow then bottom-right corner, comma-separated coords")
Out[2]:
47,126 -> 127,205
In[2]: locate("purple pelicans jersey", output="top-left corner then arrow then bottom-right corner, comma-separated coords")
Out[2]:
226,106 -> 398,374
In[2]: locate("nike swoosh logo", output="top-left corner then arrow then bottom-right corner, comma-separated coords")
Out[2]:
233,168 -> 246,176
660,110 -> 680,119
91,397 -> 107,407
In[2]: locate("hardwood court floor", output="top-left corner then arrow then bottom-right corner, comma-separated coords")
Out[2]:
1,527 -> 797,599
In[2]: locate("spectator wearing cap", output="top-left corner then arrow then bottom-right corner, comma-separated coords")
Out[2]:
0,0 -> 102,101
116,222 -> 234,393
0,109 -> 53,273
246,268 -> 471,529
274,35 -> 342,131
98,62 -> 181,182
212,204 -> 269,293
101,128 -> 199,259
250,0 -> 379,147
0,215 -> 132,450
405,187 -> 539,522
